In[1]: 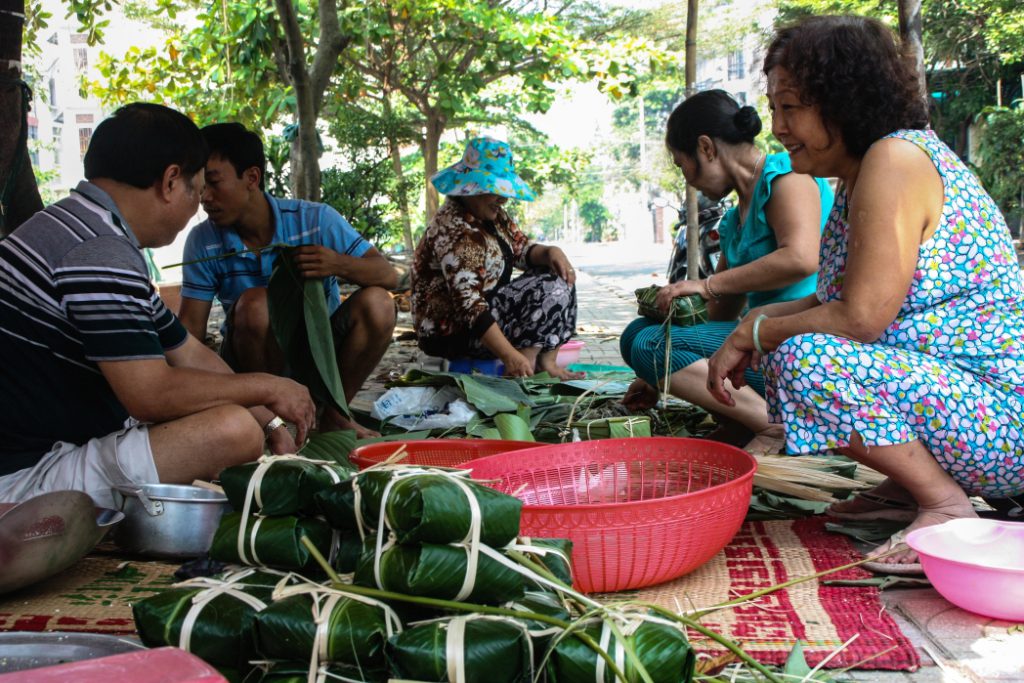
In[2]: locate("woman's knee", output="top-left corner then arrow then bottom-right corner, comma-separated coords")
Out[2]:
765,332 -> 853,382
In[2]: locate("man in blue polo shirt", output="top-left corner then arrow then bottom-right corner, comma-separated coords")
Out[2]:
0,104 -> 316,508
179,123 -> 398,438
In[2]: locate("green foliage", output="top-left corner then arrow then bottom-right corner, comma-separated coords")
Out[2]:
974,102 -> 1024,225
320,164 -> 400,248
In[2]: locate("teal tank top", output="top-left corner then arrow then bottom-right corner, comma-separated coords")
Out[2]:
717,152 -> 834,309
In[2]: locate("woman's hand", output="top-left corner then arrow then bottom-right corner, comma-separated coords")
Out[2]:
622,378 -> 659,411
707,320 -> 756,407
545,247 -> 576,287
501,350 -> 535,378
655,280 -> 704,313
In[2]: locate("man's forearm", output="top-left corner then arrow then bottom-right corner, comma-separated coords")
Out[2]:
335,254 -> 398,288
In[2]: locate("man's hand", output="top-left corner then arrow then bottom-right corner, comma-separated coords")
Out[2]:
266,423 -> 298,455
292,245 -> 340,279
265,376 -> 317,445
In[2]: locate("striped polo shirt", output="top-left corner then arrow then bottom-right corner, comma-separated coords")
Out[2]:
180,194 -> 371,316
0,182 -> 188,475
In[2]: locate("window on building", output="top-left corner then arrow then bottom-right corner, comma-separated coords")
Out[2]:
79,127 -> 93,160
53,127 -> 62,166
48,77 -> 57,108
73,48 -> 88,71
734,91 -> 747,105
727,50 -> 745,80
28,125 -> 39,165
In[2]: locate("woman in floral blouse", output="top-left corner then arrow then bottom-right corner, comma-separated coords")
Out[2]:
411,137 -> 581,379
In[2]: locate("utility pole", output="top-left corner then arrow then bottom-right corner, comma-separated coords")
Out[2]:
685,0 -> 700,280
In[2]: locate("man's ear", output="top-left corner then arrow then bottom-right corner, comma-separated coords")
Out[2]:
243,166 -> 262,191
158,164 -> 184,202
697,136 -> 717,163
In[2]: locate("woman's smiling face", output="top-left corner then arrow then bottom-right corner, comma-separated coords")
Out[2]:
767,66 -> 847,177
459,193 -> 508,222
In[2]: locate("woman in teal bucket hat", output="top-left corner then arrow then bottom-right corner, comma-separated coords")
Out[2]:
411,137 -> 582,379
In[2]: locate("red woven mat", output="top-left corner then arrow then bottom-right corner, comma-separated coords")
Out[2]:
604,517 -> 919,671
0,553 -> 178,634
0,519 -> 919,671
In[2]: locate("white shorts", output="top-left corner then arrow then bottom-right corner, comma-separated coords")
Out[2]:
0,422 -> 158,509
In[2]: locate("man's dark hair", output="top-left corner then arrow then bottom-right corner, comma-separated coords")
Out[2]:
201,123 -> 267,191
84,103 -> 207,188
763,15 -> 929,158
665,89 -> 763,156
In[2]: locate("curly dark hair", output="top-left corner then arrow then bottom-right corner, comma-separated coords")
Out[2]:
763,15 -> 929,158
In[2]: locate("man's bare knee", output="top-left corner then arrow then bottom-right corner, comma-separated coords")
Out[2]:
351,286 -> 396,336
150,405 -> 263,483
231,287 -> 271,336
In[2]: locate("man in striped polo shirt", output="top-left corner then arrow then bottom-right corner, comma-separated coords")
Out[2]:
0,103 -> 316,508
179,123 -> 398,439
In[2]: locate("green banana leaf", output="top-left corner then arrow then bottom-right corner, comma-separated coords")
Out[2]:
300,430 -> 359,467
251,663 -> 378,683
634,286 -> 708,327
354,539 -> 526,604
252,590 -> 399,674
210,512 -> 334,572
392,370 -> 532,416
386,615 -> 534,683
505,590 -> 572,657
316,470 -> 522,547
518,537 -> 574,587
494,413 -> 535,442
268,246 -> 351,419
132,569 -> 282,670
220,456 -> 355,516
547,615 -> 695,683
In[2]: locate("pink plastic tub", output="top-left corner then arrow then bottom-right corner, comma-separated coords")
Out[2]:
556,340 -> 585,367
906,518 -> 1024,621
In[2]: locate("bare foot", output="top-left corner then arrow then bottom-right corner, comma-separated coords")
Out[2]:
743,426 -> 786,455
866,499 -> 978,566
829,478 -> 917,519
319,410 -> 381,439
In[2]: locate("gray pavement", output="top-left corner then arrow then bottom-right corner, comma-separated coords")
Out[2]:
356,239 -> 1024,681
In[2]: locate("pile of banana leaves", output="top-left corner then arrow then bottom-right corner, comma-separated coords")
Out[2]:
137,464 -> 719,683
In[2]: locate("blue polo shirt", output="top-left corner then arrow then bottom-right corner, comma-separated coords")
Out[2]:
181,194 -> 371,316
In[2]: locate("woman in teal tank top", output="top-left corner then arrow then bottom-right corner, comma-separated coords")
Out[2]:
621,90 -> 833,452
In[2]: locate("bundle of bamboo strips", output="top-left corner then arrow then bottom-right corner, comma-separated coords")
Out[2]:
752,455 -> 885,503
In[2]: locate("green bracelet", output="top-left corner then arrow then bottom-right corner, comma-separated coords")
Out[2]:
752,314 -> 768,355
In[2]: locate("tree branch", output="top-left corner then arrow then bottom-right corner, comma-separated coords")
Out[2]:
310,0 -> 350,113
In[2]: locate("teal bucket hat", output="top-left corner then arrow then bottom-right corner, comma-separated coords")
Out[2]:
431,137 -> 536,201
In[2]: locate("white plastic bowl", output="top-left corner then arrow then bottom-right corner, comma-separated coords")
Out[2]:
906,518 -> 1024,621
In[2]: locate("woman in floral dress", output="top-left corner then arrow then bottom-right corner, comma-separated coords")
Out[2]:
707,15 -> 1024,571
412,137 -> 581,379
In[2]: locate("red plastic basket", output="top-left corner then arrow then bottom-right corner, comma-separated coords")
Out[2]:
468,437 -> 757,593
349,439 -> 536,470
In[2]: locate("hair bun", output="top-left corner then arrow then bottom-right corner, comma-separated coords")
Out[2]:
733,106 -> 763,137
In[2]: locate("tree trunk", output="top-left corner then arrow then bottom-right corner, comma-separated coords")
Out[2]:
389,138 -> 415,252
383,92 -> 414,252
0,0 -> 42,234
898,0 -> 927,102
422,110 -> 446,222
273,0 -> 348,201
685,0 -> 700,281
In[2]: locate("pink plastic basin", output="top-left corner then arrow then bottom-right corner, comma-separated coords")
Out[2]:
556,340 -> 585,368
906,518 -> 1024,621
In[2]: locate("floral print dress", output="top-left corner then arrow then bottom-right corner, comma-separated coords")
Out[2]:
411,199 -> 577,359
764,129 -> 1024,498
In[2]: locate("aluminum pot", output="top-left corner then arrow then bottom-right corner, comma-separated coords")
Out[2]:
111,484 -> 230,559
